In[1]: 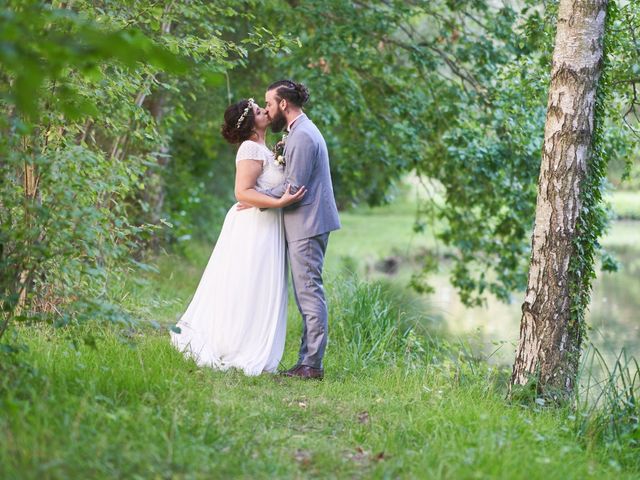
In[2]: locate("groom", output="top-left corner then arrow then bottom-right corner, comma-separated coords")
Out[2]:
256,79 -> 340,379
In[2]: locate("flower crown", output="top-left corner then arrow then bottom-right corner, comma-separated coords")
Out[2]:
236,98 -> 255,129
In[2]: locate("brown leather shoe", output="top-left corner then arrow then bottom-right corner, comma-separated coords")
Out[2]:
280,365 -> 324,380
280,364 -> 300,376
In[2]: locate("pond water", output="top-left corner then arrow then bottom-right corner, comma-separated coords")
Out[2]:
427,220 -> 640,371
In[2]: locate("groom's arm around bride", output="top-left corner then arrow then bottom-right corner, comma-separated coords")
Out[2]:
257,127 -> 316,206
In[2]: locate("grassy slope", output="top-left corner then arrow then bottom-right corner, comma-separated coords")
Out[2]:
2,323 -> 637,480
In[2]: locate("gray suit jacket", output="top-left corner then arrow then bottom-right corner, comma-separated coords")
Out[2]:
258,114 -> 341,242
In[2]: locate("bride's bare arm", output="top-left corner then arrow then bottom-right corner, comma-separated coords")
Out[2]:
234,159 -> 306,208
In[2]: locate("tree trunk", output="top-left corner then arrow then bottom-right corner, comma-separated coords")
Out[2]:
509,0 -> 608,400
138,7 -> 175,251
142,85 -> 171,251
15,159 -> 39,315
107,2 -> 174,229
108,1 -> 175,163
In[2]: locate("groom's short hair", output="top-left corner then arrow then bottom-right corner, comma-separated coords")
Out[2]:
268,80 -> 310,107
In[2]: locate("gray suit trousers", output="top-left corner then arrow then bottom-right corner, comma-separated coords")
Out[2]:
288,232 -> 330,369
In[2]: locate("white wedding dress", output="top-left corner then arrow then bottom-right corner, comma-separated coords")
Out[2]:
170,140 -> 288,375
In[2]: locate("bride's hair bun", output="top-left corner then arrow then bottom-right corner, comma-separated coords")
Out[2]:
268,79 -> 310,107
221,99 -> 255,144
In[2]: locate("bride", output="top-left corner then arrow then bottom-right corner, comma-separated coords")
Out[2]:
170,98 -> 306,375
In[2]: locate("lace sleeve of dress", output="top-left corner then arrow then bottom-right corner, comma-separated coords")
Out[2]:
236,141 -> 267,164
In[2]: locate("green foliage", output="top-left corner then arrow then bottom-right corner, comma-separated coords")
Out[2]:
223,0 -> 595,305
405,0 -> 551,305
378,0 -> 635,306
606,1 -> 640,184
0,0 -> 270,339
162,97 -> 239,245
0,0 -> 187,120
0,143 -> 147,326
156,0 -> 548,304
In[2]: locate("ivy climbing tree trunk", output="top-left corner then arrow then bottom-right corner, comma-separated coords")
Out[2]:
510,0 -> 609,400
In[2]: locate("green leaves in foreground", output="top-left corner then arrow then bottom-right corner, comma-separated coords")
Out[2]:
0,0 -> 188,120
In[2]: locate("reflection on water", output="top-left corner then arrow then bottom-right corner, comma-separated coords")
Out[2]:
427,221 -> 640,371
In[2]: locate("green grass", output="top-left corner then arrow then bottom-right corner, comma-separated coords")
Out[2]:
608,191 -> 640,220
2,322 -> 638,479
325,201 -> 435,278
2,265 -> 639,478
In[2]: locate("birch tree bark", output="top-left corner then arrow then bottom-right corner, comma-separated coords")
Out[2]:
510,0 -> 608,399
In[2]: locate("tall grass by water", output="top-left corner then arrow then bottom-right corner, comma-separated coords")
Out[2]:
575,345 -> 639,464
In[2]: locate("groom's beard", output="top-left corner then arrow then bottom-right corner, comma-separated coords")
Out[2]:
269,109 -> 287,133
